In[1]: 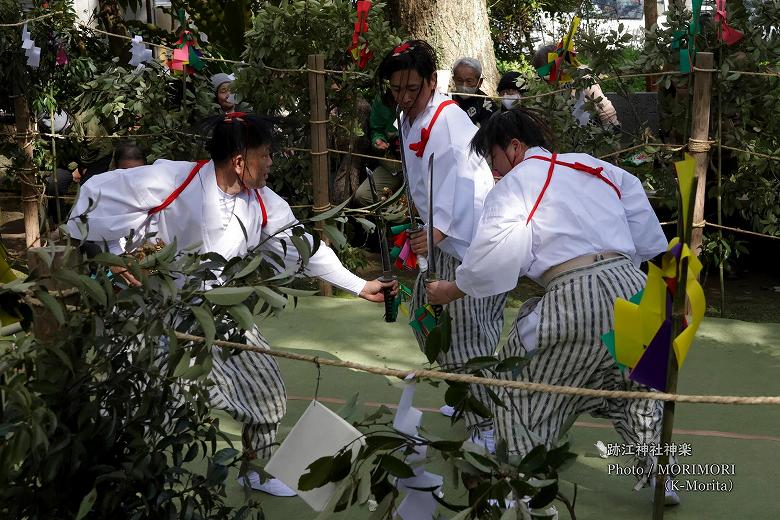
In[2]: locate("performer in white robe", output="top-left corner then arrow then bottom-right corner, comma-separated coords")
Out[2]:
66,113 -> 396,497
426,109 -> 680,505
377,41 -> 508,449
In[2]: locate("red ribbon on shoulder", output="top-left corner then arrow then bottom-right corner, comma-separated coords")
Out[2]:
408,100 -> 457,158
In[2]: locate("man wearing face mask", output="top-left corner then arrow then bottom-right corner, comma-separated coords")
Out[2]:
211,73 -> 252,115
451,57 -> 496,127
497,71 -> 528,111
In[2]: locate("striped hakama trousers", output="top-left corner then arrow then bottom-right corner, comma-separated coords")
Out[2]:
412,250 -> 507,430
493,256 -> 664,487
209,328 -> 288,460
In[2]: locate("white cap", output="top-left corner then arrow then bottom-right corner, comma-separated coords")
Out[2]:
210,73 -> 235,92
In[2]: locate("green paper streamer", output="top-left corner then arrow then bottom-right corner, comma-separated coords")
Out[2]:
390,223 -> 410,236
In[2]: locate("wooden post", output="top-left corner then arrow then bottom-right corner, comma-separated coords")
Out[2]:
643,0 -> 658,92
307,53 -> 332,296
13,96 -> 41,249
688,52 -> 714,255
652,163 -> 698,520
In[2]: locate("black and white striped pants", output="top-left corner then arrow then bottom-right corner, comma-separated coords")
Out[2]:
412,250 -> 507,431
209,328 -> 287,460
494,256 -> 665,487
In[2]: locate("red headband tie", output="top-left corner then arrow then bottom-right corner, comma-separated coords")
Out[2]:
392,42 -> 412,56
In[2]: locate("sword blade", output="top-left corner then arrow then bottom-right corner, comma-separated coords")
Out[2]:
366,167 -> 393,278
395,105 -> 427,272
426,152 -> 436,282
395,106 -> 418,230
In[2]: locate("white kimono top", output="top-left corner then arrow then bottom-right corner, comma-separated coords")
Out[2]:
456,147 -> 667,298
401,92 -> 495,261
66,159 -> 367,295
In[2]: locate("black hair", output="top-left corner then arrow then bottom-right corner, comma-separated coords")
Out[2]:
201,113 -> 274,164
497,71 -> 525,93
470,108 -> 555,159
533,44 -> 557,70
113,141 -> 146,166
376,39 -> 438,84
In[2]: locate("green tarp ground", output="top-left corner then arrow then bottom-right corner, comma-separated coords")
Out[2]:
211,297 -> 780,519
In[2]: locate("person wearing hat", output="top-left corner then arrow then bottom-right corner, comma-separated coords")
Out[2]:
451,57 -> 496,127
533,44 -> 620,129
497,71 -> 528,111
210,72 -> 246,114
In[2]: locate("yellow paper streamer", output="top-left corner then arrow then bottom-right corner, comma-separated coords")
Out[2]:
675,154 -> 697,231
613,297 -> 644,367
613,240 -> 706,370
672,244 -> 705,368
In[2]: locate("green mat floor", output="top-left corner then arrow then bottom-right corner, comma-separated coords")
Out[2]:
213,297 -> 780,520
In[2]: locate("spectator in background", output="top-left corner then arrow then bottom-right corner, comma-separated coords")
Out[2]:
497,71 -> 529,111
211,73 -> 236,113
451,57 -> 495,127
40,108 -> 114,224
533,44 -> 620,130
112,141 -> 147,170
352,91 -> 403,207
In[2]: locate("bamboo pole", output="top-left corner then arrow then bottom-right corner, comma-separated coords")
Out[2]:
13,96 -> 41,249
689,52 -> 714,255
307,53 -> 332,296
652,52 -> 714,520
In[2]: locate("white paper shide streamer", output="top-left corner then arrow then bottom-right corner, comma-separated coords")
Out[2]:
21,23 -> 41,69
128,35 -> 154,73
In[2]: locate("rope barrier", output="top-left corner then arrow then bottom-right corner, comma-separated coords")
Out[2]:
0,12 -> 59,27
597,143 -> 685,159
328,148 -> 402,164
688,138 -> 715,153
172,331 -> 780,405
720,145 -> 780,162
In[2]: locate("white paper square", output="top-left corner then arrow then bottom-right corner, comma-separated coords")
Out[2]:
265,400 -> 365,511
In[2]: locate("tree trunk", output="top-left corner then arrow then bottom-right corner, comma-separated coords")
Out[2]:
387,0 -> 499,94
644,0 -> 658,92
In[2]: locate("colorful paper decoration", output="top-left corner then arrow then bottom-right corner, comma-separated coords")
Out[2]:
394,283 -> 413,318
715,0 -> 744,46
389,223 -> 418,270
165,9 -> 205,75
601,154 -> 706,391
677,0 -> 704,73
535,16 -> 581,83
409,304 -> 437,337
55,44 -> 68,66
21,23 -> 41,69
347,0 -> 374,70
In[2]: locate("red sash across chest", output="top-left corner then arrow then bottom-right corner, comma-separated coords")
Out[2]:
408,99 -> 458,158
524,154 -> 621,225
147,160 -> 268,227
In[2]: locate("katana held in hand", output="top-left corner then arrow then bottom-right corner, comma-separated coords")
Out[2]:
424,153 -> 443,319
366,167 -> 398,323
396,105 -> 428,272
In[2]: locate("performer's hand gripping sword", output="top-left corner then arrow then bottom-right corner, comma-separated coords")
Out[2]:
425,153 -> 443,319
395,105 -> 428,272
366,167 -> 398,323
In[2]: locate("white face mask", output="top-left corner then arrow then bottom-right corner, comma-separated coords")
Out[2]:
226,93 -> 237,105
502,94 -> 520,109
454,83 -> 478,95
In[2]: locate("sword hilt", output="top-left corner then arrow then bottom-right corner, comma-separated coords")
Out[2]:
424,272 -> 443,320
380,274 -> 397,323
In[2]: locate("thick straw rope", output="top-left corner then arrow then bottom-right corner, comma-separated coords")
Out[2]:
173,332 -> 780,405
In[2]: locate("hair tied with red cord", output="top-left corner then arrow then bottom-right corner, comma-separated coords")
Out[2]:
392,42 -> 412,56
224,111 -> 247,122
